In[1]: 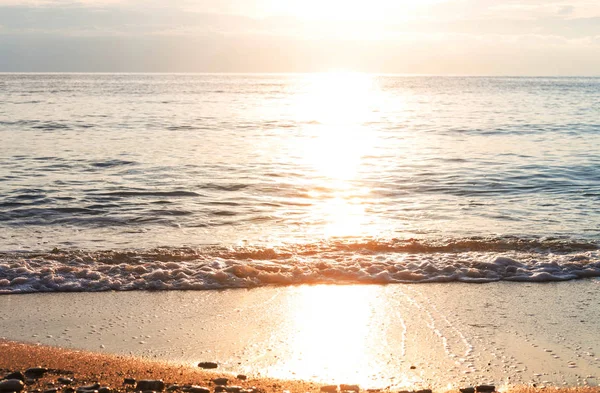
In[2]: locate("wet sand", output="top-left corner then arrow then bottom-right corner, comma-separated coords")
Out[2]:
1,340 -> 599,393
1,281 -> 599,389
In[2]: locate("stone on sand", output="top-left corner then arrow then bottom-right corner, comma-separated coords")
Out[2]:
136,380 -> 166,392
58,377 -> 74,385
0,379 -> 25,392
24,368 -> 48,379
198,362 -> 219,369
212,378 -> 229,386
185,386 -> 210,393
3,372 -> 25,382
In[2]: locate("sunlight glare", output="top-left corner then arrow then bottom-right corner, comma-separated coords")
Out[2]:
272,285 -> 382,386
293,72 -> 382,238
296,72 -> 379,181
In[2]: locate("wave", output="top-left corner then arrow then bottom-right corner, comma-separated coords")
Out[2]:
96,191 -> 203,198
0,238 -> 598,293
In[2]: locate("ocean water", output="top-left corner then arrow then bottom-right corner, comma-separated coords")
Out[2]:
0,73 -> 599,293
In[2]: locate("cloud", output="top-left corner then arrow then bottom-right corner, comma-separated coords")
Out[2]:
0,0 -> 599,73
558,5 -> 576,15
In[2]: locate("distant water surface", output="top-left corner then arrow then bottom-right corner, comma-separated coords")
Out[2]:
0,74 -> 599,292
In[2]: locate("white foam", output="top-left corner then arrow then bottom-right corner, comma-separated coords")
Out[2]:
0,248 -> 599,293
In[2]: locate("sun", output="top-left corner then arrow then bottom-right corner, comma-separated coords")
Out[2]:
266,0 -> 446,23
284,1 -> 383,22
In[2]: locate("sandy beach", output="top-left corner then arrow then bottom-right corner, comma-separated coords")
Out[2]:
1,282 -> 599,390
0,339 -> 316,393
1,339 -> 600,393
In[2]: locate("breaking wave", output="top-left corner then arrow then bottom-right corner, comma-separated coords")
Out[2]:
1,237 -> 599,294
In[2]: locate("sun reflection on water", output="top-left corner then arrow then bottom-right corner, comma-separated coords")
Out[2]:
294,72 -> 383,238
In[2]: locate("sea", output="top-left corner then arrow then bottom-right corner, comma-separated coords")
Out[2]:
1,73 -> 599,293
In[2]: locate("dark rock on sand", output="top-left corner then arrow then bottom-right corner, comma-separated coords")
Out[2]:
236,375 -> 247,381
460,387 -> 475,393
25,368 -> 49,379
212,379 -> 229,386
198,362 -> 219,370
4,372 -> 25,382
320,385 -> 338,393
225,386 -> 242,393
123,379 -> 136,386
64,387 -> 75,393
136,381 -> 165,392
0,379 -> 25,392
476,386 -> 495,392
57,378 -> 73,385
77,384 -> 100,392
340,385 -> 359,392
184,386 -> 209,393
416,390 -> 432,393
167,384 -> 180,392
215,386 -> 227,393
410,366 -> 416,370
43,388 -> 59,393
98,387 -> 112,393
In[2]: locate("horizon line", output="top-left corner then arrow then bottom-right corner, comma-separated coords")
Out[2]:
1,71 -> 600,77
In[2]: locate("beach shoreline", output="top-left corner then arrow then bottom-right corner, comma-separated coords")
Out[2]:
0,339 -> 317,393
1,339 -> 599,393
1,283 -> 599,389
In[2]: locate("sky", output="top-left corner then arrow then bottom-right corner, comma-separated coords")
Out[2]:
0,0 -> 599,74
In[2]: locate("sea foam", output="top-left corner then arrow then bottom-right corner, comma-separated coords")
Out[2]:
0,240 -> 598,293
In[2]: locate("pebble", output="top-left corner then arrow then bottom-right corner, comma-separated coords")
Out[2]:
212,379 -> 229,386
25,368 -> 48,379
415,390 -> 432,393
58,378 -> 73,385
43,389 -> 59,393
77,384 -> 100,393
475,385 -> 495,392
320,385 -> 338,393
460,388 -> 475,393
98,387 -> 112,393
0,379 -> 25,392
3,372 -> 25,382
198,362 -> 219,369
123,378 -> 136,385
236,375 -> 247,381
225,386 -> 242,393
215,387 -> 226,393
136,381 -> 165,392
185,386 -> 210,393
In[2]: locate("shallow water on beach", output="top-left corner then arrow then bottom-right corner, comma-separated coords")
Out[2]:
1,74 -> 600,292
